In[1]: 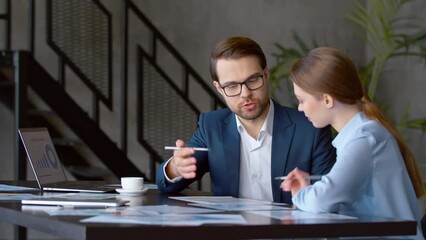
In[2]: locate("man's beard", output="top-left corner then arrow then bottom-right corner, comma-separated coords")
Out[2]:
234,98 -> 269,121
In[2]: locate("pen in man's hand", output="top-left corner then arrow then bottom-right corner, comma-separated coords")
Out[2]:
164,146 -> 210,151
274,175 -> 322,181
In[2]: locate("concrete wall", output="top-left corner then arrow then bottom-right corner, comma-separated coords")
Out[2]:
375,1 -> 426,176
134,0 -> 365,102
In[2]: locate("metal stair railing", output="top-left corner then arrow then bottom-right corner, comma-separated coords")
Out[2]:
11,51 -> 145,179
125,1 -> 226,183
2,0 -> 226,187
0,0 -> 11,50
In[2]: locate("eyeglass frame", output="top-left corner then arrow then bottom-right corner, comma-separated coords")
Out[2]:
218,71 -> 265,97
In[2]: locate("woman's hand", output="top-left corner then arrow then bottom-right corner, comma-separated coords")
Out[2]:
280,167 -> 311,196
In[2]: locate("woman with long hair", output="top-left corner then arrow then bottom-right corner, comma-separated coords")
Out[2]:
281,47 -> 424,239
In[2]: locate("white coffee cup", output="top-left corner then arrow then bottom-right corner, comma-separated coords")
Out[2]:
121,177 -> 144,190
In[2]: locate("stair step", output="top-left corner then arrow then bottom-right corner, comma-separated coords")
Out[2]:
0,81 -> 14,87
67,166 -> 112,180
27,109 -> 57,117
0,82 -> 14,111
0,51 -> 13,65
52,137 -> 84,147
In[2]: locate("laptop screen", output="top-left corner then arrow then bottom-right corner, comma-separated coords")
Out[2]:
18,128 -> 67,187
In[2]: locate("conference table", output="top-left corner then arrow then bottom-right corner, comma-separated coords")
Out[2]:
0,181 -> 418,239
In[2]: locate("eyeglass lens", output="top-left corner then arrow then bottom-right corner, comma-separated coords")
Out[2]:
222,75 -> 264,97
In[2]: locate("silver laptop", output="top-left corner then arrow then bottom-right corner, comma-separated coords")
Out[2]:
18,127 -> 116,193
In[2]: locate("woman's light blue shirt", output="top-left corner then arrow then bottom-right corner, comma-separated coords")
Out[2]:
292,112 -> 422,238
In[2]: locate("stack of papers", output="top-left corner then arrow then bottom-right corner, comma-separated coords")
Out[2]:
21,197 -> 128,207
169,196 -> 292,211
21,194 -> 128,207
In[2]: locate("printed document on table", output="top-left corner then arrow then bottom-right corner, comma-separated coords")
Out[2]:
0,184 -> 38,191
23,205 -> 127,216
247,210 -> 357,220
37,204 -> 220,217
169,196 -> 291,211
121,205 -> 222,215
0,193 -> 39,201
169,196 -> 288,206
81,213 -> 247,226
21,197 -> 127,207
188,203 -> 291,211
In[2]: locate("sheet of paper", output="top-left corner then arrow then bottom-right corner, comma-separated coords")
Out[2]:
0,193 -> 39,201
39,192 -> 119,200
121,205 -> 222,215
0,184 -> 38,191
170,196 -> 291,211
169,196 -> 285,206
188,203 -> 292,211
247,210 -> 357,220
143,183 -> 158,189
41,207 -> 128,216
81,213 -> 247,226
105,183 -> 158,189
38,204 -> 220,216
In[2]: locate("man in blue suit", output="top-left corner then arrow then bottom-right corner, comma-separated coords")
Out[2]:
156,36 -> 336,204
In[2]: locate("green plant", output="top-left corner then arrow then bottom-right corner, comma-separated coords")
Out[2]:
348,0 -> 426,98
269,31 -> 322,107
348,0 -> 426,130
269,0 -> 426,131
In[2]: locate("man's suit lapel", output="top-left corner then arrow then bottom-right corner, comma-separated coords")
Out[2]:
221,113 -> 240,197
271,103 -> 295,201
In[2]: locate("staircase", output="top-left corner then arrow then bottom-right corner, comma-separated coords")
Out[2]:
1,51 -> 144,180
0,1 -> 225,185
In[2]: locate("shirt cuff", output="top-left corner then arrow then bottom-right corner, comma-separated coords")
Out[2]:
163,157 -> 183,182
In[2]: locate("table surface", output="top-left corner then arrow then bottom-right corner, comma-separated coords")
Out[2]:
0,181 -> 418,240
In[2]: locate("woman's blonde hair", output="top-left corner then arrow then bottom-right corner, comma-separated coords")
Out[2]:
290,47 -> 424,197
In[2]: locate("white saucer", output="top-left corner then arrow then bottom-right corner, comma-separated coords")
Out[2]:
115,188 -> 148,196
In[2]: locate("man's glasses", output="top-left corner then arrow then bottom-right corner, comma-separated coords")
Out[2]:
219,73 -> 265,97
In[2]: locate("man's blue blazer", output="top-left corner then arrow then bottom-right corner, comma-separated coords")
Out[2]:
156,101 -> 336,204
